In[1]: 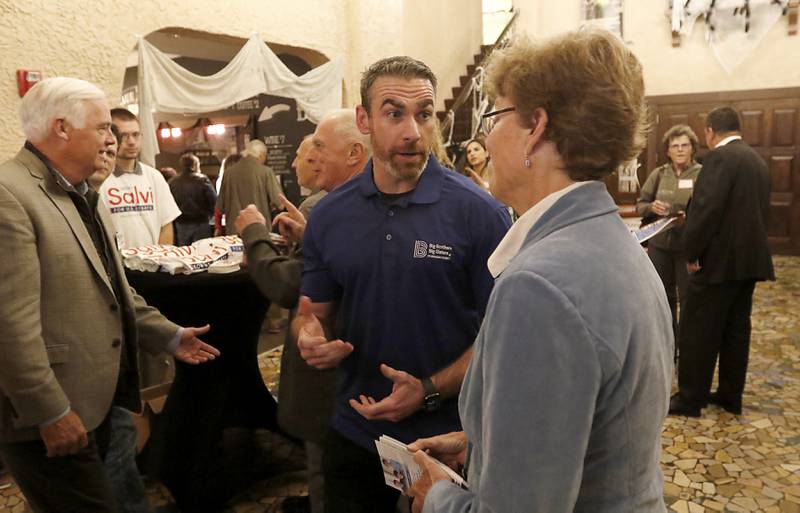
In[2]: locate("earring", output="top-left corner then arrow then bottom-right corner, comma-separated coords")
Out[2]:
524,158 -> 531,168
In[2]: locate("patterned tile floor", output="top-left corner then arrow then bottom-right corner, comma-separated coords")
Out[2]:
662,255 -> 800,513
0,256 -> 798,513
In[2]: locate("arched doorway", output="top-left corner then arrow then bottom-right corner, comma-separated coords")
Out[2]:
119,27 -> 334,205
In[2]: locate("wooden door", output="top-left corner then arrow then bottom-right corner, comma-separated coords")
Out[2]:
731,98 -> 799,255
611,88 -> 800,256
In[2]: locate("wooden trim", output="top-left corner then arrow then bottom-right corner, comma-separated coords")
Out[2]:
647,87 -> 800,106
638,88 -> 800,256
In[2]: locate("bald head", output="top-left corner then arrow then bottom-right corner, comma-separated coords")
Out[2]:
293,136 -> 321,189
311,109 -> 371,192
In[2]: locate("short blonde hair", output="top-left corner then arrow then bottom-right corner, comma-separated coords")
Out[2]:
431,119 -> 453,169
486,29 -> 648,180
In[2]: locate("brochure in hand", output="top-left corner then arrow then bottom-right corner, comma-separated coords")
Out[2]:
631,215 -> 681,245
374,435 -> 467,493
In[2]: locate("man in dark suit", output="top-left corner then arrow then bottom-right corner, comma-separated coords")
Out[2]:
0,77 -> 220,513
669,107 -> 775,417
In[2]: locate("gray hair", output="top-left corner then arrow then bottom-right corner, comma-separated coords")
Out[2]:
242,139 -> 268,161
20,77 -> 106,142
322,108 -> 371,155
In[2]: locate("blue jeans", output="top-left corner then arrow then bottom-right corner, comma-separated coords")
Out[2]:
174,221 -> 213,246
104,406 -> 151,513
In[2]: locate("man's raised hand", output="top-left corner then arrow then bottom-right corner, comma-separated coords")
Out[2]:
295,296 -> 353,369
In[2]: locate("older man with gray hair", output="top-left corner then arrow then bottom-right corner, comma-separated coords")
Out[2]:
266,108 -> 372,244
216,138 -> 282,235
0,77 -> 219,513
234,108 -> 370,513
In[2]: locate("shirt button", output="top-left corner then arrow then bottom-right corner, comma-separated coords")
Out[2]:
385,234 -> 392,241
387,210 -> 394,216
112,338 -> 121,348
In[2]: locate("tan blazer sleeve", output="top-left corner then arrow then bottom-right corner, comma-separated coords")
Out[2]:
130,290 -> 181,355
97,204 -> 181,355
0,183 -> 69,427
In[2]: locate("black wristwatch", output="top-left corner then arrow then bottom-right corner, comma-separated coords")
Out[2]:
421,377 -> 442,412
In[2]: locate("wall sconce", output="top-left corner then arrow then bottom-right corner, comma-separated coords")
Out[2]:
207,124 -> 226,135
158,122 -> 183,139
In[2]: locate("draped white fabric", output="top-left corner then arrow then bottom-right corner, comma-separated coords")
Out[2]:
136,34 -> 343,166
671,0 -> 785,74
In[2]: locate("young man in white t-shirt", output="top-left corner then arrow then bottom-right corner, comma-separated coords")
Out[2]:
96,109 -> 184,513
99,108 -> 181,249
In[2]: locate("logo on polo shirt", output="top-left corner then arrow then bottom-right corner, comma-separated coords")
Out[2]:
413,240 -> 453,261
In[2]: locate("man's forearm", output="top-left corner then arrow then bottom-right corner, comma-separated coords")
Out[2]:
430,346 -> 473,399
159,223 -> 174,245
130,290 -> 181,355
307,314 -> 337,341
242,223 -> 302,309
290,300 -> 337,340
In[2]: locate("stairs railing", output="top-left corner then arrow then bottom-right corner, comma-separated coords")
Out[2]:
440,9 -> 519,145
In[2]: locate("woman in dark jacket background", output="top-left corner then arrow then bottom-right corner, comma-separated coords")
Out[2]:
169,152 -> 217,246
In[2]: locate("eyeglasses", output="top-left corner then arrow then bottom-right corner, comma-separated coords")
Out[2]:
668,143 -> 691,150
480,106 -> 516,135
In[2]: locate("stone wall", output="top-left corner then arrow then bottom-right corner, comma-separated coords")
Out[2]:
0,0 -> 483,159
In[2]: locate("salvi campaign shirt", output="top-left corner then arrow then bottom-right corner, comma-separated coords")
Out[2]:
99,161 -> 181,249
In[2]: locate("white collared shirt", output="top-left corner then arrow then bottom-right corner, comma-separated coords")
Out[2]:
715,135 -> 742,148
487,181 -> 591,277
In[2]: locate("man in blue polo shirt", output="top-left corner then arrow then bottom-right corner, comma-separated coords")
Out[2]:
295,56 -> 511,513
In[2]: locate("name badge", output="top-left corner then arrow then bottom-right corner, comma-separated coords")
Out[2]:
678,179 -> 693,189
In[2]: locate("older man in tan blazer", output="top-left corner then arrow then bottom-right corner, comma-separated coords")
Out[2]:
0,77 -> 219,513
